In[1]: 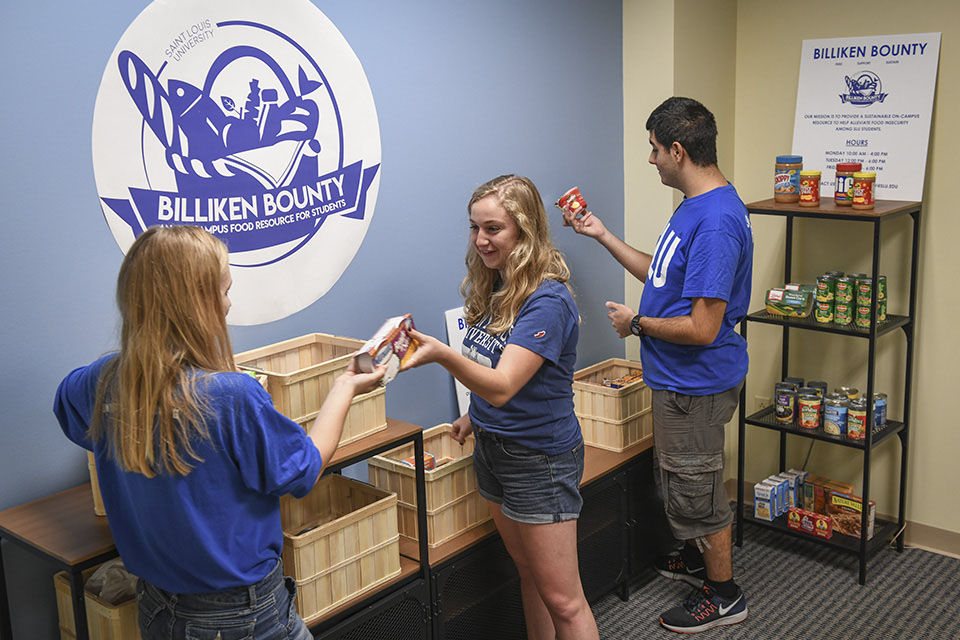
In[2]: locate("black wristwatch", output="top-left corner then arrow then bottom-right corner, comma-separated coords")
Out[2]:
630,314 -> 641,337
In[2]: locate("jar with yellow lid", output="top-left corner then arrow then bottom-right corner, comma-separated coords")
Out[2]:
799,170 -> 821,207
852,171 -> 876,210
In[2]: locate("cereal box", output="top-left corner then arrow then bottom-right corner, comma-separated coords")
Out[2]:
354,314 -> 419,384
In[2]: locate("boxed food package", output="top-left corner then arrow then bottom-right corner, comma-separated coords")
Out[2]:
787,506 -> 833,539
397,452 -> 437,471
827,491 -> 876,540
774,473 -> 797,509
765,288 -> 814,317
754,482 -> 776,521
555,186 -> 588,220
354,315 -> 419,384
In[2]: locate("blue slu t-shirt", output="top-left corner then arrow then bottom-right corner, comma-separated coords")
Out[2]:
54,354 -> 322,594
465,279 -> 582,455
638,183 -> 753,395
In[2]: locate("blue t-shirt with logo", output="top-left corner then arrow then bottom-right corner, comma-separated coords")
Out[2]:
638,184 -> 753,395
465,279 -> 582,455
54,354 -> 322,594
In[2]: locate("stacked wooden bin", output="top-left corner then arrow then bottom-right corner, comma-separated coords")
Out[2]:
368,424 -> 491,548
235,332 -> 400,624
573,358 -> 652,452
53,566 -> 139,640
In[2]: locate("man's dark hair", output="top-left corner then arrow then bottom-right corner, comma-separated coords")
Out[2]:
645,97 -> 718,167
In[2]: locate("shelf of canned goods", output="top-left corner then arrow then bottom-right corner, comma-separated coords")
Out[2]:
735,198 -> 920,585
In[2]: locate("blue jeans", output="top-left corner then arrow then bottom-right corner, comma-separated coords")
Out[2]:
136,560 -> 311,640
472,426 -> 585,524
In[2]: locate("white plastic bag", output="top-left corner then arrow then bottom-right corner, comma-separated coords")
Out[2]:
84,558 -> 138,605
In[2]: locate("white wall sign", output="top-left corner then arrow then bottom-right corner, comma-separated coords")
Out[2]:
444,307 -> 471,416
792,33 -> 940,202
92,0 -> 381,325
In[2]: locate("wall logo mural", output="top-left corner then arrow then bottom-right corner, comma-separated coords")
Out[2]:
93,0 -> 381,325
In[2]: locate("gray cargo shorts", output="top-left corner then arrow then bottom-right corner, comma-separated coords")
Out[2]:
652,382 -> 743,541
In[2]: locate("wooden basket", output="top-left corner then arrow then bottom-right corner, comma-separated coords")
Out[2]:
577,408 -> 653,452
367,424 -> 491,548
54,566 -> 140,640
235,333 -> 387,446
573,358 -> 650,421
281,474 -> 401,624
573,358 -> 652,451
87,452 -> 106,517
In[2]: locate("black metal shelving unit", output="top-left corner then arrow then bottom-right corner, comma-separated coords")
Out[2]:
735,198 -> 921,585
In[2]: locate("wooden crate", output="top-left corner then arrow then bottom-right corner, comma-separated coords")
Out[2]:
54,566 -> 140,640
573,358 -> 651,422
577,408 -> 653,452
235,333 -> 387,446
87,451 -> 106,517
281,474 -> 401,624
367,424 -> 491,548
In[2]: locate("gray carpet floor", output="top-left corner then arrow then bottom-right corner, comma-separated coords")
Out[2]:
592,525 -> 960,639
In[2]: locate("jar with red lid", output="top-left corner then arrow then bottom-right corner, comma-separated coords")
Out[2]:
834,162 -> 861,206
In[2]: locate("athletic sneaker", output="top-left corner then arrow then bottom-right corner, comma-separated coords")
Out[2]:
659,583 -> 748,634
654,553 -> 706,587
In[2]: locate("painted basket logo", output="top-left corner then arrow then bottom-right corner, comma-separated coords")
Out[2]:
93,0 -> 381,324
840,71 -> 887,106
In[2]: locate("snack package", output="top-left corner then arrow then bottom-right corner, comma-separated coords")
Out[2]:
354,314 -> 419,384
398,452 -> 437,471
787,506 -> 833,539
765,288 -> 814,317
555,186 -> 588,220
827,491 -> 875,540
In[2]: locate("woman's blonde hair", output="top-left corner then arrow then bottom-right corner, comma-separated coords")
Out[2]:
91,226 -> 236,477
462,175 -> 571,334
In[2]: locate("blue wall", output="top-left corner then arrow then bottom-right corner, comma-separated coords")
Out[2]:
0,1 -> 623,636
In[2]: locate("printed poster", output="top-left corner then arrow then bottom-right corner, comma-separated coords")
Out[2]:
792,33 -> 940,202
444,307 -> 471,416
93,0 -> 381,325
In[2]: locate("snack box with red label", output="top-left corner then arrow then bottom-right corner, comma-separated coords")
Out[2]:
787,506 -> 833,539
398,452 -> 437,471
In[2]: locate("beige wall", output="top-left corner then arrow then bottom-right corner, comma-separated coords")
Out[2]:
625,0 -> 959,536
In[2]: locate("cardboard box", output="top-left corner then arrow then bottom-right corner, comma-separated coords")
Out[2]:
754,482 -> 776,521
787,506 -> 833,539
827,491 -> 876,540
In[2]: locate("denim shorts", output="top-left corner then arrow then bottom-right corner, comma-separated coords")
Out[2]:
136,559 -> 312,640
652,382 -> 742,541
472,426 -> 585,525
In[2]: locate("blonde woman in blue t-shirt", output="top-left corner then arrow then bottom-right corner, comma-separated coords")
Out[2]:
403,175 -> 598,640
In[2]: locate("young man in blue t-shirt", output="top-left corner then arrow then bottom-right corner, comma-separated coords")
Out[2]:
562,97 -> 753,633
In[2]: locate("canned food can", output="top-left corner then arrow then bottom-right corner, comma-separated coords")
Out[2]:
816,275 -> 836,302
815,301 -> 834,323
826,271 -> 846,278
836,386 -> 859,400
878,299 -> 887,323
834,303 -> 853,326
798,394 -> 821,429
807,381 -> 829,425
856,278 -> 874,306
847,397 -> 868,439
775,383 -> 797,424
873,393 -> 888,428
784,376 -> 805,389
824,394 -> 848,435
835,277 -> 855,304
856,305 -> 872,329
878,275 -> 887,301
